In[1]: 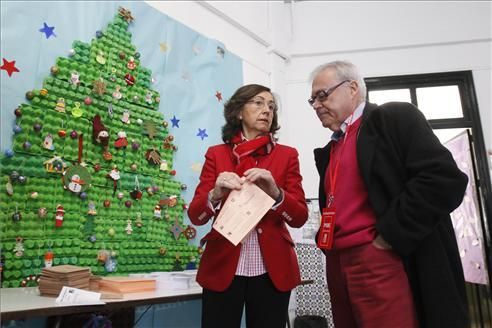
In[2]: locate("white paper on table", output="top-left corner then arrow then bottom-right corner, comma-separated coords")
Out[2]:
55,286 -> 105,306
213,182 -> 275,246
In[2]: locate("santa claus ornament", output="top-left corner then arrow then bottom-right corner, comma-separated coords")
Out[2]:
92,115 -> 109,148
55,204 -> 65,227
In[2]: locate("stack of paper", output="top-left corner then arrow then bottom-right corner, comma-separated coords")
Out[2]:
98,276 -> 156,295
38,265 -> 91,296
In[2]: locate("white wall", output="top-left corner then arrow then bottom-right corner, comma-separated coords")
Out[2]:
281,1 -> 492,198
146,1 -> 491,199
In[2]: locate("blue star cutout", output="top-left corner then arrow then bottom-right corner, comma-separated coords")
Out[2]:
171,115 -> 180,128
197,128 -> 208,140
39,22 -> 56,39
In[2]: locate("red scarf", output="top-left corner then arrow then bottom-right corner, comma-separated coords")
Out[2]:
230,132 -> 275,176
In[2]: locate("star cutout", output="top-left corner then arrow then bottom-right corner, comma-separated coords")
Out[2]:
170,217 -> 184,240
0,58 -> 20,77
170,115 -> 180,128
39,22 -> 56,39
159,42 -> 169,52
217,46 -> 225,58
197,128 -> 208,140
192,44 -> 201,55
181,70 -> 191,82
191,162 -> 202,173
215,91 -> 222,102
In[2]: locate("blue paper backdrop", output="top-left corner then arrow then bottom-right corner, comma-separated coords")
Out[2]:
0,1 -> 243,244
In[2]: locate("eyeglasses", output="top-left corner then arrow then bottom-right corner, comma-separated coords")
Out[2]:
246,99 -> 277,112
308,80 -> 350,107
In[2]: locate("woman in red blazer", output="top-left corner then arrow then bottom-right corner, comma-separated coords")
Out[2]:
188,84 -> 308,328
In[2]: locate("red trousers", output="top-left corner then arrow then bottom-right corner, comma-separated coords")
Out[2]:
325,242 -> 418,328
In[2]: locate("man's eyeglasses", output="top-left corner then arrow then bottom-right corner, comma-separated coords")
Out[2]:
308,80 -> 350,107
246,99 -> 277,112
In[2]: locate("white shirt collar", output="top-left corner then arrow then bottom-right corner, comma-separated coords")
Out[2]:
331,101 -> 366,141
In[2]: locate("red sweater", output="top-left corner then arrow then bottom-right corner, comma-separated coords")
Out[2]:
324,118 -> 377,249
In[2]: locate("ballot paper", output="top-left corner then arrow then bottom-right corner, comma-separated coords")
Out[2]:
55,286 -> 105,306
213,182 -> 275,246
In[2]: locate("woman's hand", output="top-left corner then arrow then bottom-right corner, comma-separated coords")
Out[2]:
243,168 -> 281,200
210,172 -> 244,202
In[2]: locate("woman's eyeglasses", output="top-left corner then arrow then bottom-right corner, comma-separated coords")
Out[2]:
308,80 -> 350,107
246,99 -> 277,112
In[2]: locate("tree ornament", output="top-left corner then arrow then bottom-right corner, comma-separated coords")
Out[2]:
17,176 -> 27,184
145,149 -> 161,165
107,167 -> 120,195
108,227 -> 116,237
26,91 -> 34,100
184,225 -> 197,240
125,219 -> 133,235
103,199 -> 111,208
181,184 -> 187,191
131,141 -> 140,150
50,65 -> 59,76
95,30 -> 103,38
117,192 -> 124,200
55,204 -> 65,227
33,123 -> 42,133
136,118 -> 143,125
162,121 -> 168,128
88,235 -> 97,243
44,249 -> 54,268
114,131 -> 128,148
71,101 -> 83,118
127,56 -> 136,70
92,79 -> 106,96
58,129 -> 67,138
30,192 -> 39,199
68,48 -> 76,57
130,163 -> 137,171
134,52 -> 140,59
4,149 -> 14,158
94,163 -> 101,172
84,96 -> 92,105
14,107 -> 22,117
40,88 -> 48,97
118,6 -> 134,23
118,51 -> 126,60
170,217 -> 184,240
143,120 -> 158,139
135,212 -> 143,227
96,51 -> 106,65
55,97 -> 66,112
13,124 -> 22,134
10,171 -> 20,181
38,207 -> 47,218
121,110 -> 131,124
124,200 -> 132,208
80,191 -> 88,200
23,141 -> 32,150
145,92 -> 153,104
153,205 -> 162,219
42,133 -> 55,151
13,237 -> 24,257
12,205 -> 22,222
70,71 -> 80,86
112,85 -> 122,100
124,73 -> 135,86
92,115 -> 109,147
70,130 -> 78,139
88,201 -> 97,216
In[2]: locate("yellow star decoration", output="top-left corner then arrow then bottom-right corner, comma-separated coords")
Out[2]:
159,42 -> 169,53
191,163 -> 202,173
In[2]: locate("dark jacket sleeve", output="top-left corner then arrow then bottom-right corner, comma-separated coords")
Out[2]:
374,103 -> 468,256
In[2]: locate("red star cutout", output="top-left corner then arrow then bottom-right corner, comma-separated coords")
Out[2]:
215,91 -> 222,102
1,58 -> 20,77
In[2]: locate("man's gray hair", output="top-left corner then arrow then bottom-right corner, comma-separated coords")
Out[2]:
310,60 -> 367,101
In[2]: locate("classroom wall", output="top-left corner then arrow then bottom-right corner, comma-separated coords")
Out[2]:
279,1 -> 492,198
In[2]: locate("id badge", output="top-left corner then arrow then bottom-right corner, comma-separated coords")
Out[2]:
317,207 -> 336,250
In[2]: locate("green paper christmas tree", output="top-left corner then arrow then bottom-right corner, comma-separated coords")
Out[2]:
0,8 -> 200,288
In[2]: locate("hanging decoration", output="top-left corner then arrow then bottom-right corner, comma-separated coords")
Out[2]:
106,166 -> 120,196
62,134 -> 92,193
54,204 -> 65,227
13,237 -> 24,257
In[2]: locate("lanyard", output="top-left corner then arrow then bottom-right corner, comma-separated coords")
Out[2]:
327,115 -> 354,207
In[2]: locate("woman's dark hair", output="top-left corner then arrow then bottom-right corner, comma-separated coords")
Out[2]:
221,84 -> 280,143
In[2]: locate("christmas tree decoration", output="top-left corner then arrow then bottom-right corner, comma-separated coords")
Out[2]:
1,7 -> 202,288
71,101 -> 83,117
11,206 -> 22,222
88,201 -> 97,216
44,249 -> 54,268
184,226 -> 197,240
42,133 -> 55,150
92,115 -> 109,148
114,131 -> 128,148
170,217 -> 184,240
13,237 -> 24,257
55,98 -> 66,112
125,219 -> 133,235
54,204 -> 65,227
